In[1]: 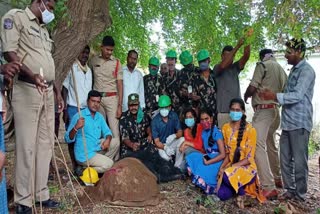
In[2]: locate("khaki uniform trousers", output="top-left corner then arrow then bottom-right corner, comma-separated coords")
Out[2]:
217,113 -> 231,130
99,96 -> 120,160
13,81 -> 54,207
252,108 -> 278,190
78,139 -> 117,173
266,108 -> 281,180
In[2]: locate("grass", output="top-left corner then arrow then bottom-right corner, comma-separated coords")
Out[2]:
309,124 -> 320,156
274,205 -> 286,214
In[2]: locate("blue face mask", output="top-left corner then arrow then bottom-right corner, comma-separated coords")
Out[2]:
185,118 -> 195,128
199,61 -> 209,71
229,111 -> 243,121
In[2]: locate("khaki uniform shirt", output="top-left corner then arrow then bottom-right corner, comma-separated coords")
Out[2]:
90,55 -> 122,92
1,7 -> 55,81
250,57 -> 287,107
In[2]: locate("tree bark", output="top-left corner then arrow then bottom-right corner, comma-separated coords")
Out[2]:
52,0 -> 112,86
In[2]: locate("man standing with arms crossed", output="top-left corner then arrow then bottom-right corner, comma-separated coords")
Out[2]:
1,0 -> 64,212
90,36 -> 122,161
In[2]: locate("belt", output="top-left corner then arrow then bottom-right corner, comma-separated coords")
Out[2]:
100,92 -> 117,97
254,104 -> 277,111
18,75 -> 53,86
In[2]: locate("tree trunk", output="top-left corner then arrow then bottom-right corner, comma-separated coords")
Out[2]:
52,0 -> 112,86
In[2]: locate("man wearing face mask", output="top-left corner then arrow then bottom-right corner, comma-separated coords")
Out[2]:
151,95 -> 185,170
1,0 -> 63,212
160,50 -> 181,114
244,49 -> 287,198
192,49 -> 217,118
143,57 -> 163,118
213,38 -> 250,129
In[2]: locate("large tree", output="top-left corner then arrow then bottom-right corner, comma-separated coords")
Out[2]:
5,0 -> 320,84
51,0 -> 112,85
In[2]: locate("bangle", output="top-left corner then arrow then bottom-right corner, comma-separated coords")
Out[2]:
73,127 -> 78,132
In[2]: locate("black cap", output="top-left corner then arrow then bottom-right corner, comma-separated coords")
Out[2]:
285,38 -> 306,52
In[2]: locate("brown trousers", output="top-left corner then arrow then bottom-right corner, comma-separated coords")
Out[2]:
252,108 -> 280,189
99,96 -> 120,160
13,81 -> 54,207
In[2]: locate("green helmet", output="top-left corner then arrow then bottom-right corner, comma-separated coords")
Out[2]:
158,95 -> 171,107
197,49 -> 210,62
149,56 -> 160,66
166,49 -> 177,58
179,50 -> 193,66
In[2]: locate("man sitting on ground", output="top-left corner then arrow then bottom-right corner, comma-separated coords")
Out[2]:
151,95 -> 185,170
65,90 -> 115,173
119,93 -> 183,182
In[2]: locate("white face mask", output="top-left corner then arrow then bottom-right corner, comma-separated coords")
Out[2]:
160,108 -> 170,117
39,0 -> 55,24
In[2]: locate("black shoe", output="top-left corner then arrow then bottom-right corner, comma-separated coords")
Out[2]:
36,199 -> 60,208
15,204 -> 32,214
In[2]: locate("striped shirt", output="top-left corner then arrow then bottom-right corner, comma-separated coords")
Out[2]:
276,59 -> 315,132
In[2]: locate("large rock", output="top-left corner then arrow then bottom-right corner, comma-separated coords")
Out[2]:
81,157 -> 160,207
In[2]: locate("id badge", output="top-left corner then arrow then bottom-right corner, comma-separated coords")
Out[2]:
156,95 -> 159,102
187,85 -> 192,93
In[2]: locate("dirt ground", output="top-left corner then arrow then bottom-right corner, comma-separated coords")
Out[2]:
4,137 -> 320,214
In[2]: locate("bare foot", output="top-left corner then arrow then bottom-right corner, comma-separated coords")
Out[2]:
236,196 -> 245,209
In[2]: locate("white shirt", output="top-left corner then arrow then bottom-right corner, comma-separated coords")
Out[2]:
122,66 -> 145,112
63,62 -> 92,108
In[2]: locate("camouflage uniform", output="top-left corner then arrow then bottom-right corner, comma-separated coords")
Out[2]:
143,74 -> 163,117
160,69 -> 181,113
119,110 -> 183,183
193,70 -> 217,116
177,65 -> 200,113
119,110 -> 154,158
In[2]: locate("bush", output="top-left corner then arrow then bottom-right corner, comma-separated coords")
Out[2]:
309,123 -> 320,156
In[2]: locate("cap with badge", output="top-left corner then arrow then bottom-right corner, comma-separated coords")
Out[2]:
128,93 -> 139,105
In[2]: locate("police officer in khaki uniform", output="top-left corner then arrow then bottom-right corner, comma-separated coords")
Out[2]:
244,49 -> 287,199
90,36 -> 122,161
1,0 -> 64,213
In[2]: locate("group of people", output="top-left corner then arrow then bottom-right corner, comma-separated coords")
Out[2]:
0,0 -> 316,213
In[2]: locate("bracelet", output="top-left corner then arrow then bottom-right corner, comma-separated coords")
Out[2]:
73,127 -> 78,132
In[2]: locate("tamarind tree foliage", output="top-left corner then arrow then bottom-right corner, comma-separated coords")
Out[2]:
3,0 -> 320,83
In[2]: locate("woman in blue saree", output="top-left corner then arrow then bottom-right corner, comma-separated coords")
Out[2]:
186,108 -> 225,194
